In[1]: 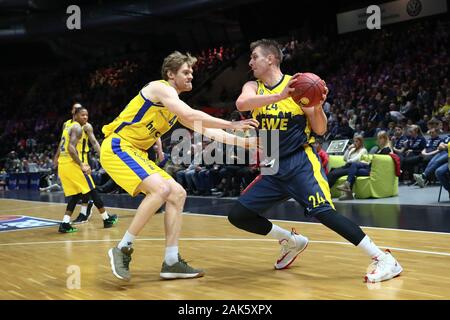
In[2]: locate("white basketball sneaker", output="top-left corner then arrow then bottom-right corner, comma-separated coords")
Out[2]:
364,249 -> 403,283
274,228 -> 309,270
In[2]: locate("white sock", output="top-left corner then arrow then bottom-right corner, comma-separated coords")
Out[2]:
267,224 -> 292,241
164,246 -> 179,266
80,206 -> 87,216
62,215 -> 71,223
357,235 -> 385,259
118,231 -> 136,249
101,211 -> 109,220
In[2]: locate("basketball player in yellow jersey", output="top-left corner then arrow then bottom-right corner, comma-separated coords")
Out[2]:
57,107 -> 118,233
54,103 -> 96,223
227,39 -> 402,283
101,51 -> 258,281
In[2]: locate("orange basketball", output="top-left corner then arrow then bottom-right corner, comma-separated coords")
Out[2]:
290,73 -> 326,108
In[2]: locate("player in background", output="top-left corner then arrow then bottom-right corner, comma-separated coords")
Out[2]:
54,103 -> 94,223
57,107 -> 118,233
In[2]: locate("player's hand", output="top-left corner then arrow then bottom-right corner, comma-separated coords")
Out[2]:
230,118 -> 259,131
81,163 -> 91,175
280,73 -> 300,100
317,81 -> 328,108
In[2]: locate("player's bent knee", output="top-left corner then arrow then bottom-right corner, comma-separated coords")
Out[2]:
154,183 -> 171,200
168,184 -> 187,203
228,202 -> 254,227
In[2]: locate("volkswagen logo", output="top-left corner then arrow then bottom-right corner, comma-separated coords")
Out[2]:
406,0 -> 422,17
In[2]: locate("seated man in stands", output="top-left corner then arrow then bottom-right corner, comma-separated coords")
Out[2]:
435,149 -> 450,200
421,128 -> 443,165
337,131 -> 393,200
414,134 -> 450,188
400,125 -> 427,182
391,125 -> 408,157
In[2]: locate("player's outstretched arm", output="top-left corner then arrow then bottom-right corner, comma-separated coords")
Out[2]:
147,82 -> 258,131
236,77 -> 298,112
84,123 -> 101,155
179,118 -> 258,150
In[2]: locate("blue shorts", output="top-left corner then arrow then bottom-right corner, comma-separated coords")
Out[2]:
238,145 -> 335,216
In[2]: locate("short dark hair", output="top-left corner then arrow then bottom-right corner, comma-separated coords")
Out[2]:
250,39 -> 283,66
74,107 -> 87,114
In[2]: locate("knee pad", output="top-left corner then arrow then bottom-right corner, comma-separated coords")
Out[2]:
87,189 -> 104,209
81,193 -> 90,204
228,201 -> 271,235
66,194 -> 82,213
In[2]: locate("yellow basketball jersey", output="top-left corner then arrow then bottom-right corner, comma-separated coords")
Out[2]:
58,120 -> 89,164
252,74 -> 314,158
102,80 -> 178,150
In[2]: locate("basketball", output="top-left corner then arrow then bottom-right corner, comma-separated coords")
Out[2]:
290,73 -> 326,108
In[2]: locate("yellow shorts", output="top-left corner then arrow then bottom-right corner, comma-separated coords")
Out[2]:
100,134 -> 171,197
58,161 -> 96,196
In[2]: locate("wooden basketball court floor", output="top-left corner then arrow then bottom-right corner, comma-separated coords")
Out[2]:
1,197 -> 450,300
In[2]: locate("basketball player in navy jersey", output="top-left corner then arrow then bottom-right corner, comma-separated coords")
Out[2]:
227,39 -> 402,283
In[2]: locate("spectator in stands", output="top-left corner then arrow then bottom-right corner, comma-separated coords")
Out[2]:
421,128 -> 443,164
327,135 -> 368,188
314,138 -> 329,175
413,135 -> 450,188
392,125 -> 409,157
337,130 -> 393,200
438,97 -> 450,116
0,168 -> 7,190
401,125 -> 427,181
435,149 -> 450,200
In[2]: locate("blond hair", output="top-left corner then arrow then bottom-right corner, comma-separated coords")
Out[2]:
161,51 -> 197,81
377,130 -> 393,151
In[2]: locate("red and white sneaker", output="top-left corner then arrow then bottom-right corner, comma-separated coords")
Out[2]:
364,249 -> 403,283
274,228 -> 309,270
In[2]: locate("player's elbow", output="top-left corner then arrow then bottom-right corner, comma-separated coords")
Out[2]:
236,98 -> 249,111
314,128 -> 327,136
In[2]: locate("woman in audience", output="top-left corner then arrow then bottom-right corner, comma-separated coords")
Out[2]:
337,131 -> 393,200
327,135 -> 368,188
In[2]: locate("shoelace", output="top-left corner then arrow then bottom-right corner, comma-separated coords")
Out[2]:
370,255 -> 389,274
279,239 -> 290,255
122,252 -> 132,269
178,257 -> 197,271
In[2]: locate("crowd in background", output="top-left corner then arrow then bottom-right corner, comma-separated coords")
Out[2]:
0,18 -> 449,198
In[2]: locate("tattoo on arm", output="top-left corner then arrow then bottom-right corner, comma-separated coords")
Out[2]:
84,123 -> 101,155
68,125 -> 83,166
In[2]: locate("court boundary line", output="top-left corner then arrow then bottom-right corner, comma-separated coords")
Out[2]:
0,237 -> 450,257
1,198 -> 450,236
